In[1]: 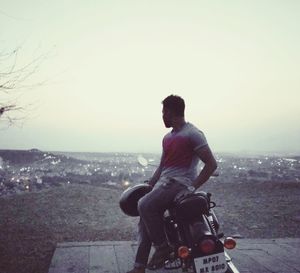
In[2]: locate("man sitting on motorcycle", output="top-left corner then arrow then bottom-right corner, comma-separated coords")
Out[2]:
127,95 -> 217,273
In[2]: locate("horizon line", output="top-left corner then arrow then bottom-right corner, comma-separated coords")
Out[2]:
0,148 -> 299,157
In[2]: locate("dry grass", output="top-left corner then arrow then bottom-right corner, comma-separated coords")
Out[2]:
0,180 -> 299,273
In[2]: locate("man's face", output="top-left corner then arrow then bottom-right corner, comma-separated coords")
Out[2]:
162,107 -> 173,128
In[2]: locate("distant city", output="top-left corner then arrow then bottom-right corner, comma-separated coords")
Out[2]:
0,149 -> 299,196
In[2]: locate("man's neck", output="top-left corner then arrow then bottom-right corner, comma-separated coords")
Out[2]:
172,117 -> 186,132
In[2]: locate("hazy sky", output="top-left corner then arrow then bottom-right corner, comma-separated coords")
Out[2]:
1,0 -> 299,154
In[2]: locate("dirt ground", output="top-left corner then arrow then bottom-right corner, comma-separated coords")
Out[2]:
0,179 -> 300,273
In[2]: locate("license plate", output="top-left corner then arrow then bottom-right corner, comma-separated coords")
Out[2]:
194,252 -> 227,273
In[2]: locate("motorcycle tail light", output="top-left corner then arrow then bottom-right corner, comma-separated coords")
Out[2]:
178,246 -> 190,259
199,238 -> 216,254
224,237 -> 236,249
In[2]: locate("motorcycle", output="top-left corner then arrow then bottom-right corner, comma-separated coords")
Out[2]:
119,157 -> 240,273
162,189 -> 239,273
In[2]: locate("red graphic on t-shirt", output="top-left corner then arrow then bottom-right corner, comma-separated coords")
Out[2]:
162,135 -> 194,168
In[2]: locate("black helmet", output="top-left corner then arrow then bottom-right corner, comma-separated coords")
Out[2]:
119,183 -> 152,217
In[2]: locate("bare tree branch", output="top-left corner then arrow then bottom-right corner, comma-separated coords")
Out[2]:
0,46 -> 45,128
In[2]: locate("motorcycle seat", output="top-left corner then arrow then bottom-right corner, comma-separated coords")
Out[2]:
174,192 -> 210,221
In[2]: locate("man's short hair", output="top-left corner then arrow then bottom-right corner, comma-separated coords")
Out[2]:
162,95 -> 185,117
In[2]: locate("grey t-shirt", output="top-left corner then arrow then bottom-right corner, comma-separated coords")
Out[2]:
158,122 -> 208,187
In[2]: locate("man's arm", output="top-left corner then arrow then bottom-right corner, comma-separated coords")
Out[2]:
192,145 -> 218,189
148,152 -> 164,187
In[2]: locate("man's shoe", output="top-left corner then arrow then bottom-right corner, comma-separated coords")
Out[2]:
126,267 -> 145,273
147,242 -> 173,270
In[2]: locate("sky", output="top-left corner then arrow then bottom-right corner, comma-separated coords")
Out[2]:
0,0 -> 300,154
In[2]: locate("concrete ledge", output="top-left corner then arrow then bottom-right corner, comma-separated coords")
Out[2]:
49,238 -> 300,273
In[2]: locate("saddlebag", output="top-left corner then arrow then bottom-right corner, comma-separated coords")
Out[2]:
175,192 -> 209,221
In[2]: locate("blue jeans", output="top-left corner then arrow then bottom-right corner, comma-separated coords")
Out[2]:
134,178 -> 186,268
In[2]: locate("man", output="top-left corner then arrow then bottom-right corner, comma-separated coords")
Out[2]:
127,95 -> 217,273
